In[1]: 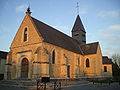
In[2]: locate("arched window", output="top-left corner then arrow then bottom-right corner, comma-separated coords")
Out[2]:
64,54 -> 68,65
77,57 -> 80,65
52,50 -> 55,64
86,58 -> 90,67
65,56 -> 68,65
104,66 -> 107,72
24,28 -> 27,41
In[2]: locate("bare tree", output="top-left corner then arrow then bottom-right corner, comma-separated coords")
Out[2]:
111,53 -> 120,67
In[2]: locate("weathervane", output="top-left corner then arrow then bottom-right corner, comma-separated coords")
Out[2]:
76,2 -> 79,14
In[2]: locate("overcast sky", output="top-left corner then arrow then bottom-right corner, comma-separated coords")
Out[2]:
0,0 -> 120,57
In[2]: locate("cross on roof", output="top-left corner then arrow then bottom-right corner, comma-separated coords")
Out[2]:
76,2 -> 79,14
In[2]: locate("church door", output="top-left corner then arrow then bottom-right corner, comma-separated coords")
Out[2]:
21,58 -> 29,78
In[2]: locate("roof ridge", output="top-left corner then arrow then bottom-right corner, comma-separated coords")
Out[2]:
80,42 -> 99,46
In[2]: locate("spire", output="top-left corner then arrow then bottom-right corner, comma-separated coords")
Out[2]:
26,6 -> 31,15
72,14 -> 85,32
71,3 -> 86,44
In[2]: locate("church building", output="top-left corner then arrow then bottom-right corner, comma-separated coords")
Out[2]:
4,7 -> 112,80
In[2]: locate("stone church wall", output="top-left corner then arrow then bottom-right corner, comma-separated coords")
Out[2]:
102,64 -> 112,77
83,54 -> 96,77
6,41 -> 105,79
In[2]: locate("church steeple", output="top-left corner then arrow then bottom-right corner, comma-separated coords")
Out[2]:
72,14 -> 85,32
72,14 -> 86,44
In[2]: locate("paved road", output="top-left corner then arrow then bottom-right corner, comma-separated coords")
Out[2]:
0,86 -> 26,90
0,82 -> 120,90
63,83 -> 120,90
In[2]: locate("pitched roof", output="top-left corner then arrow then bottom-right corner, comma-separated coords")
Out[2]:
72,14 -> 86,32
31,17 -> 83,54
80,42 -> 99,55
0,51 -> 8,59
102,56 -> 113,64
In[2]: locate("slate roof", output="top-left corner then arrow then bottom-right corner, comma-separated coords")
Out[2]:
102,56 -> 113,64
80,42 -> 99,55
72,15 -> 86,32
0,51 -> 8,59
31,17 -> 83,54
31,16 -> 98,55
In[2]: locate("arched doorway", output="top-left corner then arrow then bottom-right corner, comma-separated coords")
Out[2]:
21,58 -> 29,78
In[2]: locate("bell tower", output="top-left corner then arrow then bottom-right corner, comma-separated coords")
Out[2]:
72,14 -> 86,45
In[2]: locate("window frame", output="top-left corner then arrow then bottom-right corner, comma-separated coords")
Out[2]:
77,57 -> 80,65
23,28 -> 28,42
86,58 -> 90,67
52,50 -> 55,64
104,66 -> 107,72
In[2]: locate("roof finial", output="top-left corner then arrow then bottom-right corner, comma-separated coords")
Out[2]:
26,5 -> 31,15
76,2 -> 79,15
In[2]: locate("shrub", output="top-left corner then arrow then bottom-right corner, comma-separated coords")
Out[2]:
0,74 -> 4,80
